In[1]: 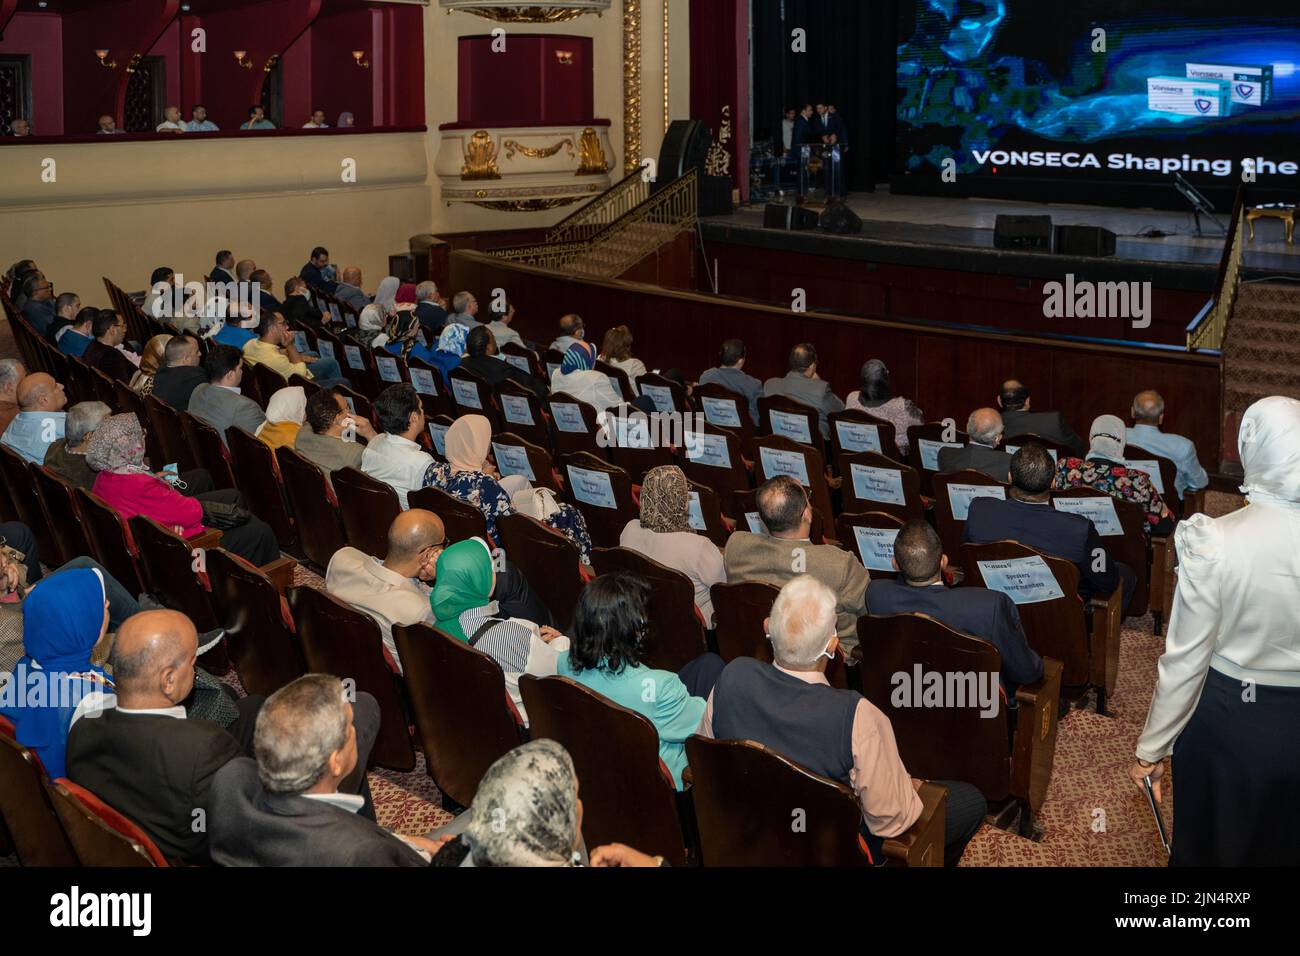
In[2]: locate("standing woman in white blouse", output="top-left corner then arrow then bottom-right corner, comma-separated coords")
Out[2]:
1130,396 -> 1300,865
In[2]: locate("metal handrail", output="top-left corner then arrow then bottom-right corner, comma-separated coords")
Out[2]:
546,168 -> 649,244
1187,187 -> 1246,351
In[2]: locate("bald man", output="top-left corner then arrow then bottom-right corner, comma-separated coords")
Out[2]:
937,407 -> 1012,481
333,265 -> 372,316
1127,389 -> 1208,500
1,371 -> 67,464
327,510 -> 552,670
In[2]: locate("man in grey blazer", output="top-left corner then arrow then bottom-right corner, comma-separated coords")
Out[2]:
762,342 -> 845,439
724,476 -> 870,649
187,344 -> 266,446
937,407 -> 1012,481
210,674 -> 439,866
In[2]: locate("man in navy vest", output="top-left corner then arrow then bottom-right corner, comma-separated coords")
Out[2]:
699,575 -> 987,865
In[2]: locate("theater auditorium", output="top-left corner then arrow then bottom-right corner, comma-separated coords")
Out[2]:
0,0 -> 1297,892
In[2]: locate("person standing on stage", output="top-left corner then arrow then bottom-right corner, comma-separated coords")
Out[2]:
792,104 -> 815,155
781,108 -> 796,157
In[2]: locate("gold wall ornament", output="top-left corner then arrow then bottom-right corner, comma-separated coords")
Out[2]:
502,137 -> 575,160
470,197 -> 583,211
461,130 -> 502,180
439,1 -> 612,22
704,105 -> 732,178
576,127 -> 610,175
662,0 -> 670,134
623,0 -> 642,174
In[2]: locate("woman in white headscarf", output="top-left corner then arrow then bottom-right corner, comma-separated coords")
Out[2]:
1130,396 -> 1300,866
372,276 -> 401,317
256,386 -> 307,450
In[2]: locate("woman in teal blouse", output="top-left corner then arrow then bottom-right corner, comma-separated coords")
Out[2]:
556,572 -> 722,790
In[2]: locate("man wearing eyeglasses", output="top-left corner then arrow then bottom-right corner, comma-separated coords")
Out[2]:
81,309 -> 141,384
19,274 -> 56,336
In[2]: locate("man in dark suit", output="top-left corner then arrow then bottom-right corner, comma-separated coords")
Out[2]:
81,309 -> 140,384
791,104 -> 815,157
281,276 -> 328,328
762,342 -> 845,440
66,610 -> 260,864
250,269 -> 282,317
997,379 -> 1086,456
209,674 -> 432,866
938,407 -> 1012,480
211,250 -> 237,286
460,325 -> 547,398
866,519 -> 1043,694
414,281 -> 449,340
151,334 -> 206,410
964,444 -> 1134,609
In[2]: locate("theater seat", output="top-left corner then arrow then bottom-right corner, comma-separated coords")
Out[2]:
0,718 -> 78,866
496,513 -> 586,631
332,466 -> 403,560
46,778 -> 168,867
205,548 -> 305,698
591,547 -> 707,672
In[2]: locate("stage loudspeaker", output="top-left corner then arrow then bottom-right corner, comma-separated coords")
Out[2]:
764,203 -> 792,230
656,119 -> 710,186
1054,224 -> 1117,257
792,206 -> 821,230
819,201 -> 863,235
701,175 -> 733,216
994,214 -> 1054,251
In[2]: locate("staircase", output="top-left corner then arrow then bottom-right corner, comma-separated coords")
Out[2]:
491,168 -> 698,279
1222,281 -> 1300,416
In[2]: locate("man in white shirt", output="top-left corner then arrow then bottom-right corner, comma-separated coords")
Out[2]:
302,109 -> 329,129
326,509 -> 446,669
1126,390 -> 1209,501
156,105 -> 186,134
549,313 -> 586,353
361,383 -> 434,508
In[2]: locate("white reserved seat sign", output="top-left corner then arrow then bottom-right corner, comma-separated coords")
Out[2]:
503,354 -> 530,374
500,393 -> 534,427
850,464 -> 906,506
492,442 -> 535,482
550,402 -> 586,433
685,431 -> 731,469
745,511 -> 766,534
769,409 -> 812,445
946,483 -> 1006,521
853,525 -> 899,572
641,383 -> 674,414
1124,460 -> 1165,494
702,396 -> 742,429
1052,495 -> 1123,536
606,375 -> 625,398
343,345 -> 366,371
687,491 -> 707,532
918,438 -> 964,471
316,340 -> 336,361
976,556 -> 1066,605
293,331 -> 310,353
1005,444 -> 1058,463
835,420 -> 882,454
759,447 -> 810,487
376,356 -> 402,384
409,368 -> 437,395
568,466 -> 618,509
428,422 -> 449,457
451,378 -> 482,409
609,415 -> 651,449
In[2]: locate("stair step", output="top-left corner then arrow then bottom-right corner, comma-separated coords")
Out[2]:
1236,282 -> 1300,305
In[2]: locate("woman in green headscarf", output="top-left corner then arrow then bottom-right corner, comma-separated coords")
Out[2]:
430,538 -> 569,727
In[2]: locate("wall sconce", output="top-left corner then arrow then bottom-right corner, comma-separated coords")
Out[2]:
234,51 -> 252,70
352,51 -> 370,69
554,50 -> 574,66
95,49 -> 117,69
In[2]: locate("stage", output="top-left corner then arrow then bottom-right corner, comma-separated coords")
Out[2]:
701,189 -> 1300,295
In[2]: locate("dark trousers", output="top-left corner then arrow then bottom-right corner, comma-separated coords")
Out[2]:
678,652 -> 725,698
340,691 -> 380,821
493,560 -> 553,629
54,557 -> 139,628
0,520 -> 41,583
194,488 -> 280,566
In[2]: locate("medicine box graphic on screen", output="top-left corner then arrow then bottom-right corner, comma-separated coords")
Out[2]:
1146,78 -> 1231,117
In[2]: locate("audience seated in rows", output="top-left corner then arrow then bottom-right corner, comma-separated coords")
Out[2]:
188,105 -> 218,132
280,277 -> 324,328
211,251 -> 237,286
764,342 -> 844,440
964,443 -> 1134,609
485,299 -> 522,349
1127,390 -> 1209,502
867,519 -> 1044,694
20,274 -> 56,336
556,572 -> 722,790
599,325 -> 647,385
209,674 -> 432,866
82,309 -> 141,384
414,281 -> 449,339
551,341 -> 624,412
938,407 -> 1011,480
846,359 -> 924,456
997,379 -> 1086,456
151,334 -> 206,410
724,475 -> 870,647
422,414 -> 593,562
430,538 -> 568,726
56,307 -> 96,359
46,291 -> 82,345
299,247 -> 337,295
1056,415 -> 1174,536
294,387 -> 374,488
362,384 -> 433,509
700,574 -> 986,865
1,372 -> 67,464
132,334 -> 172,396
448,291 -> 479,329
86,413 -> 280,566
699,337 -> 763,426
620,465 -> 725,624
332,267 -> 371,317
550,313 -> 586,354
188,345 -> 267,444
243,311 -> 347,387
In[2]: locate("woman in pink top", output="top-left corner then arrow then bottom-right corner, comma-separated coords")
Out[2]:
845,359 -> 924,458
85,414 -> 279,565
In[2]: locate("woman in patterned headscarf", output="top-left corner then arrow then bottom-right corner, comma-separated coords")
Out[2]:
130,333 -> 172,396
619,465 -> 724,624
425,321 -> 467,389
463,740 -> 580,866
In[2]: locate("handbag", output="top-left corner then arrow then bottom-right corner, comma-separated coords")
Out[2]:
200,499 -> 252,530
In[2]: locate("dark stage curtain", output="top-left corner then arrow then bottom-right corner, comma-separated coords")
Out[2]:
751,0 -> 900,191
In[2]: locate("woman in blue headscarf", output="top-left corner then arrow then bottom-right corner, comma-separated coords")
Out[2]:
427,322 -> 468,389
0,567 -> 112,778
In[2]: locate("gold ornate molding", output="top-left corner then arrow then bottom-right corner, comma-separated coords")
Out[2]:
503,137 -> 575,160
461,130 -> 502,179
663,0 -> 669,134
471,198 -> 584,211
623,0 -> 641,174
576,127 -> 610,175
705,104 -> 732,178
439,1 -> 611,21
